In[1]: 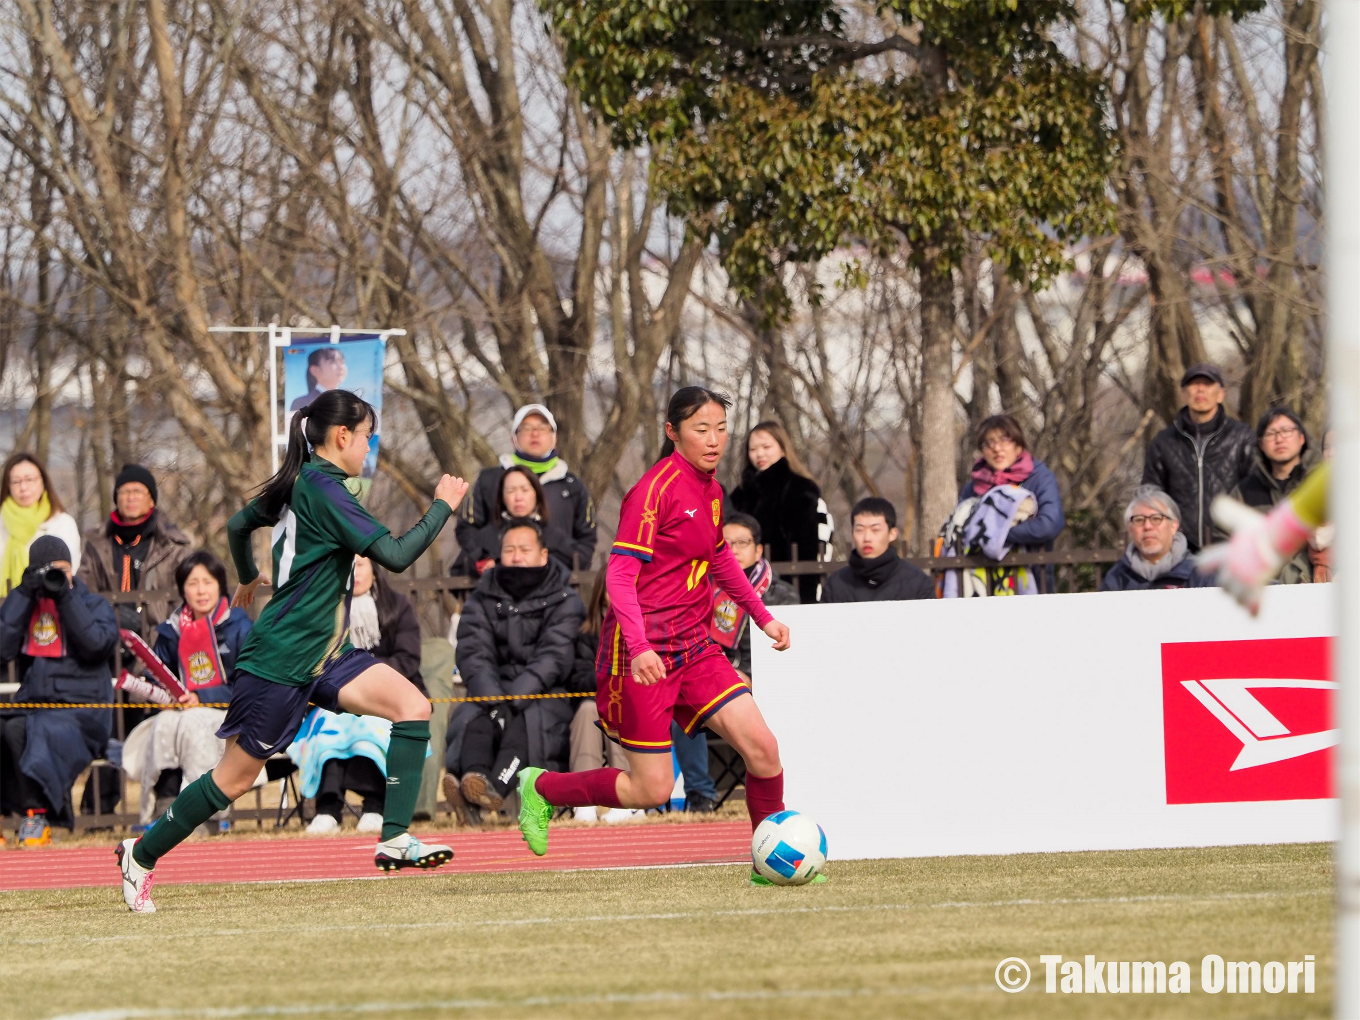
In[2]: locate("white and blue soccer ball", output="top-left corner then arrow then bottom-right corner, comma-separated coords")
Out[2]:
751,810 -> 827,885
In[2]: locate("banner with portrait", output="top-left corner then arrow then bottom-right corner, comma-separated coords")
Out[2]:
282,335 -> 385,484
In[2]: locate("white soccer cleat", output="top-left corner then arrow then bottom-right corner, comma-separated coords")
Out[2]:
305,813 -> 340,835
356,812 -> 384,834
115,839 -> 156,913
374,833 -> 454,872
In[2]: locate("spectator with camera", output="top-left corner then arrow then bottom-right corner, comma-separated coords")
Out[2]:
0,453 -> 83,594
0,537 -> 119,840
455,404 -> 596,575
1100,487 -> 1214,592
822,498 -> 934,603
120,551 -> 253,824
443,518 -> 583,824
77,463 -> 192,634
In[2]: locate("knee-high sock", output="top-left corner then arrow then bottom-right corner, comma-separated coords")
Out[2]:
744,770 -> 784,831
132,772 -> 231,869
536,768 -> 623,809
382,720 -> 430,841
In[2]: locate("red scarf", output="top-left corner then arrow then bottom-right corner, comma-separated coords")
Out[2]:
24,597 -> 64,658
970,450 -> 1034,496
177,597 -> 230,690
711,559 -> 772,650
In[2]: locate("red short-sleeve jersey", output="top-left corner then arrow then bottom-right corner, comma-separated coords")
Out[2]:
600,452 -> 726,672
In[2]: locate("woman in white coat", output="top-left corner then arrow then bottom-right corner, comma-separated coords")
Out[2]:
0,453 -> 82,595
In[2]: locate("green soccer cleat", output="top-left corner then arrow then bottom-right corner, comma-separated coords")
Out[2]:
750,869 -> 828,886
518,767 -> 552,856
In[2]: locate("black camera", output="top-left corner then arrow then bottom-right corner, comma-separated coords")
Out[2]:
37,563 -> 69,594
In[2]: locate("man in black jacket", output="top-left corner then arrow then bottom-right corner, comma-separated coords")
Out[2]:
821,498 -> 935,603
0,536 -> 119,837
1141,363 -> 1256,552
454,404 -> 597,575
448,518 -> 584,818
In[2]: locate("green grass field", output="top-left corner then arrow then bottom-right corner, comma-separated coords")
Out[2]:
0,843 -> 1332,1020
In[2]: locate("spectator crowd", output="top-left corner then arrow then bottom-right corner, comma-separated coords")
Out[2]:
0,373 -> 1329,840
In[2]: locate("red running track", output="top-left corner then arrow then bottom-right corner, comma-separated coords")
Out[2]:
0,821 -> 752,891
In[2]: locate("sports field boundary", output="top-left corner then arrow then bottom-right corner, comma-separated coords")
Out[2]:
0,820 -> 751,891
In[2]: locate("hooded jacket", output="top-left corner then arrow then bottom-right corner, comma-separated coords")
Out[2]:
729,458 -> 825,603
0,574 -> 119,823
453,455 -> 597,574
1141,406 -> 1256,551
820,548 -> 935,603
446,558 -> 585,774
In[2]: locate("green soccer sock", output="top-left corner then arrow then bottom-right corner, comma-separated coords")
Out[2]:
382,720 -> 431,841
132,772 -> 231,870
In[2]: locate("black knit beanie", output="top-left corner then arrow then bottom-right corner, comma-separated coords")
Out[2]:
29,536 -> 71,565
114,464 -> 158,505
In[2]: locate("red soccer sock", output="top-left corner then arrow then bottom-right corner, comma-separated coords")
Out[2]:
535,768 -> 624,809
744,770 -> 785,831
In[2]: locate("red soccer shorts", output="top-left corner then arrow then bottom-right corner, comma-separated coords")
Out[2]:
596,644 -> 750,753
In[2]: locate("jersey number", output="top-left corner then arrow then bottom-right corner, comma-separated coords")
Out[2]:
685,559 -> 710,591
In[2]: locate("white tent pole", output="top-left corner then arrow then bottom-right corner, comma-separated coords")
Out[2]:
267,321 -> 280,474
1329,3 -> 1360,1016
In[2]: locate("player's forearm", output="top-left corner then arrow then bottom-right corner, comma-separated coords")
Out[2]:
226,507 -> 261,584
605,553 -> 653,656
365,500 -> 453,573
710,546 -> 775,631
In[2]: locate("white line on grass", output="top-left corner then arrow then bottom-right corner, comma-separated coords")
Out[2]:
47,983 -> 998,1020
14,888 -> 1325,947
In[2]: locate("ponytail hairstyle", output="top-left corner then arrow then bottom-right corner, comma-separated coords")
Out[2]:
257,389 -> 376,519
657,385 -> 732,460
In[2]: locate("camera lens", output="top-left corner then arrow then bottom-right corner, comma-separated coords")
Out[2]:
40,566 -> 67,594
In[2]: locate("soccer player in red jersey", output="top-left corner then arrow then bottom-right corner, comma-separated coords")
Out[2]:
517,387 -> 797,877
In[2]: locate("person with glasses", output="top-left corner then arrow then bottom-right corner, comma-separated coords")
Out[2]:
453,403 -> 597,576
1100,486 -> 1213,592
1229,407 -> 1316,582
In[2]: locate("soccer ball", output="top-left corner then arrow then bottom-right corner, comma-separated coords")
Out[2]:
751,810 -> 827,885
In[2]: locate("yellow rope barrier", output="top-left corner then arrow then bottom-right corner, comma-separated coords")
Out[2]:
12,692 -> 595,710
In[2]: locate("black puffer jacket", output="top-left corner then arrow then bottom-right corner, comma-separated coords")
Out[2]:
448,559 -> 585,773
1141,406 -> 1256,551
0,574 -> 119,823
729,458 -> 825,603
453,456 -> 597,574
820,549 -> 935,603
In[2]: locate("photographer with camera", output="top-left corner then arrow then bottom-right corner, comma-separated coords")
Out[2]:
0,536 -> 119,840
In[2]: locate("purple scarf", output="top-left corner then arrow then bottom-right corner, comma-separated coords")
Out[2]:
970,450 -> 1034,496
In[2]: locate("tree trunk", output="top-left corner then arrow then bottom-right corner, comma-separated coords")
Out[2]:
918,259 -> 958,540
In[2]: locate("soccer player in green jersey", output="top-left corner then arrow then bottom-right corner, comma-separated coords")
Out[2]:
116,389 -> 469,912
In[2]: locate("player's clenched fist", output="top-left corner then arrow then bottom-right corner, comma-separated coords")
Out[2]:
763,619 -> 791,651
434,474 -> 470,512
631,650 -> 667,686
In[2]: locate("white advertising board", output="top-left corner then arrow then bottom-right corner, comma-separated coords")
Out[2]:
752,584 -> 1337,860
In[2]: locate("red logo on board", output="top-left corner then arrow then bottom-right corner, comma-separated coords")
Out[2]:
1162,638 -> 1335,805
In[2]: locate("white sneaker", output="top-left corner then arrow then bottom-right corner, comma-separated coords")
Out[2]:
115,839 -> 156,913
573,806 -> 598,823
306,813 -> 340,835
356,812 -> 384,834
374,833 -> 453,872
603,808 -> 640,824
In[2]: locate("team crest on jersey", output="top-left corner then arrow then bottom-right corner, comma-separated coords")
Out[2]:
188,650 -> 217,687
712,499 -> 721,526
30,613 -> 57,646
